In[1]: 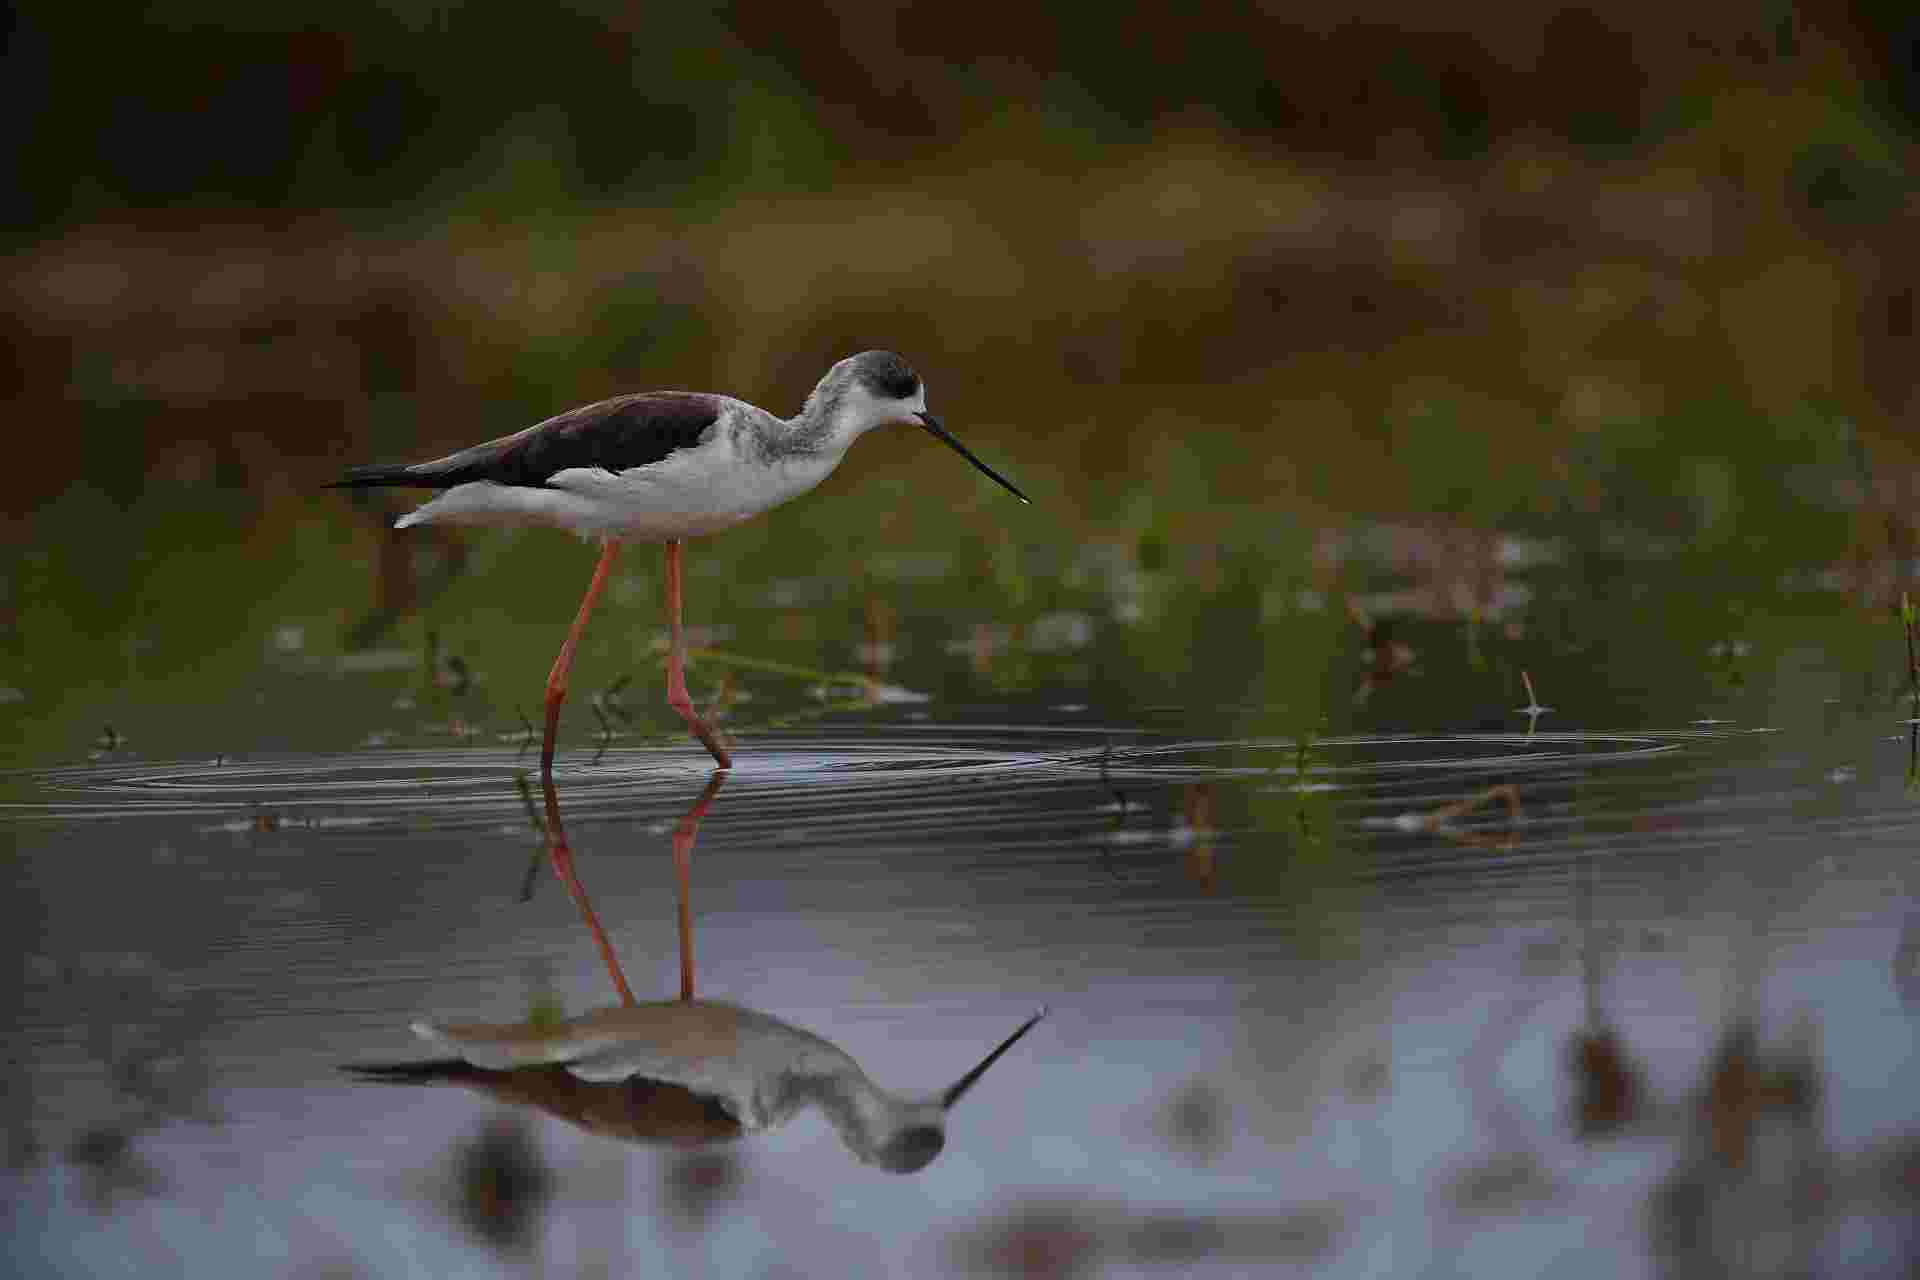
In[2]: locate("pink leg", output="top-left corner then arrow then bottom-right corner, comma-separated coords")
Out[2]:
539,771 -> 637,1007
670,769 -> 727,1001
663,540 -> 732,768
542,540 -> 621,778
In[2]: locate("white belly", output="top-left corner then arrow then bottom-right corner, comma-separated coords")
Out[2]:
394,447 -> 842,541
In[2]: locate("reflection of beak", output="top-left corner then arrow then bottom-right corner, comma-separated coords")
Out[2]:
941,1007 -> 1047,1109
915,412 -> 1031,505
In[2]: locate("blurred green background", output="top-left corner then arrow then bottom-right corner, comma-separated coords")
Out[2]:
4,0 -> 1918,762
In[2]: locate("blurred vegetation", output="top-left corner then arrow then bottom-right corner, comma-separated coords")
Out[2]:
3,1 -> 1919,762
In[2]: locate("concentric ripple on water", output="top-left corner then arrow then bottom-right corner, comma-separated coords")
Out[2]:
0,725 -> 1773,827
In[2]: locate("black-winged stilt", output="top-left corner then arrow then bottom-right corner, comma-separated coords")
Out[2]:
346,737 -> 1047,1169
329,351 -> 1028,772
345,1001 -> 1048,1171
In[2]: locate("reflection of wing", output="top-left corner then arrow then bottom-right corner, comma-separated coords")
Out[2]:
413,1001 -> 746,1070
403,1000 -> 863,1133
346,1058 -> 743,1146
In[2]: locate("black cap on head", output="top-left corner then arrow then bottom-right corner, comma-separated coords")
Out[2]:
851,350 -> 921,401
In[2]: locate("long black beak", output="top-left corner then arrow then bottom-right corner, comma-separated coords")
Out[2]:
916,412 -> 1030,504
941,1007 -> 1048,1110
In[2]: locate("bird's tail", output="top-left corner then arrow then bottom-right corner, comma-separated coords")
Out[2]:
340,1058 -> 478,1085
326,463 -> 433,490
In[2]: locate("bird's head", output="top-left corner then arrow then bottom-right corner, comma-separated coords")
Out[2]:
812,351 -> 1029,504
827,1007 -> 1048,1174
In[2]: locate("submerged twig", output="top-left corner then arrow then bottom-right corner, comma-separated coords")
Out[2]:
513,770 -> 547,903
685,647 -> 881,694
1100,737 -> 1129,824
589,673 -> 634,764
590,704 -> 614,764
1902,594 -> 1917,791
1092,738 -> 1130,880
743,695 -> 873,735
88,724 -> 123,762
600,673 -> 634,716
1901,592 -> 1917,710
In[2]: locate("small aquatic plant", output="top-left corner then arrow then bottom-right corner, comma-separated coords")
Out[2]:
1900,592 -> 1916,709
589,673 -> 633,761
1901,593 -> 1917,791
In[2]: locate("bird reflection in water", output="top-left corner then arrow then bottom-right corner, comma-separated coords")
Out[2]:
347,770 -> 1046,1173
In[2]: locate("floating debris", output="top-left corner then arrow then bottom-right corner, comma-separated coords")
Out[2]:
1153,1078 -> 1231,1166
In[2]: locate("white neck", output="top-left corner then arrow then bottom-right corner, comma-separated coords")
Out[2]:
787,377 -> 927,455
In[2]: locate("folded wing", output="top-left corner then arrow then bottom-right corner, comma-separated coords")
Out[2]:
330,392 -> 724,490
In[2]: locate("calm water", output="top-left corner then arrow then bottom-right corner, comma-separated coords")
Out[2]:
6,476 -> 1920,1278
6,686 -> 1918,1276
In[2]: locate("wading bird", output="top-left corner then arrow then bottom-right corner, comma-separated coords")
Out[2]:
330,352 -> 1028,771
347,1002 -> 1047,1173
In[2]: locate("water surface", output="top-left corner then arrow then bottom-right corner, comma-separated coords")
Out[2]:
7,689 -> 1916,1276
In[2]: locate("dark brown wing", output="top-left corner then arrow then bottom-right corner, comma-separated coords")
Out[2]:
330,392 -> 723,490
343,1061 -> 743,1146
